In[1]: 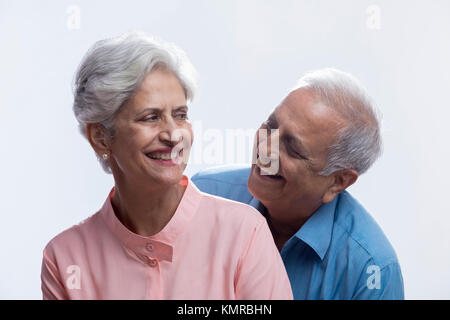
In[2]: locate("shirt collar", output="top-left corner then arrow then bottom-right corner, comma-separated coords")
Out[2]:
294,197 -> 338,260
100,175 -> 203,263
250,194 -> 338,261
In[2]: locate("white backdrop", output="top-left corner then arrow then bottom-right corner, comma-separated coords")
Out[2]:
1,0 -> 449,299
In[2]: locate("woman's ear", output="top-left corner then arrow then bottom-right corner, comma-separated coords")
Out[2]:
322,169 -> 358,203
86,123 -> 111,156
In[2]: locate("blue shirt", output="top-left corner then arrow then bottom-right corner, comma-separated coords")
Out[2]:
192,165 -> 404,300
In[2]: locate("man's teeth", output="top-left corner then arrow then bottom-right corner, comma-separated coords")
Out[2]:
147,152 -> 173,160
266,173 -> 283,178
258,166 -> 283,178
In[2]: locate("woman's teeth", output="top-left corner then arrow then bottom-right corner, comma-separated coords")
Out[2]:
147,152 -> 173,160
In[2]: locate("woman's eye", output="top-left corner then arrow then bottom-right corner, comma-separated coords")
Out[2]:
143,115 -> 158,121
175,113 -> 188,120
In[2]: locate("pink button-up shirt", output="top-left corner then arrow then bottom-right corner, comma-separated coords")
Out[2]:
41,176 -> 293,299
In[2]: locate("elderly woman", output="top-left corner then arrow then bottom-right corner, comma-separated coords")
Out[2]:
40,32 -> 292,299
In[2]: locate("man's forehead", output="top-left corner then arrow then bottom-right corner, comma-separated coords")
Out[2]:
269,90 -> 347,159
276,89 -> 345,130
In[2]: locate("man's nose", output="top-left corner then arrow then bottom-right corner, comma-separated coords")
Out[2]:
257,129 -> 279,165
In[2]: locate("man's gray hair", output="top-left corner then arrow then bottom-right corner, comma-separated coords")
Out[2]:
72,31 -> 198,173
293,68 -> 382,176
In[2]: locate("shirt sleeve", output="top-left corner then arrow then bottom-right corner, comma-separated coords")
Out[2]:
352,262 -> 405,300
234,219 -> 293,300
41,247 -> 68,300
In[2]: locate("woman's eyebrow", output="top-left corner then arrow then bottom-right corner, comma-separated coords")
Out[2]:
135,107 -> 161,116
173,105 -> 188,112
135,105 -> 188,116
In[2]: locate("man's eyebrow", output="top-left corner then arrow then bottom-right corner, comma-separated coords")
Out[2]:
265,112 -> 311,158
266,113 -> 279,128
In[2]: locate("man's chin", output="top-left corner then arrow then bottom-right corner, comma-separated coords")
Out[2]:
248,164 -> 284,201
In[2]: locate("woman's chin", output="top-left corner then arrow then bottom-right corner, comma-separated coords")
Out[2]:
147,167 -> 186,186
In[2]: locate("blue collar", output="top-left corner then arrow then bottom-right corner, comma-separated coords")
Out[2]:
250,195 -> 338,260
294,197 -> 338,260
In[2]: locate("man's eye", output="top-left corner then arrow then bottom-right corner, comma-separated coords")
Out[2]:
287,144 -> 306,160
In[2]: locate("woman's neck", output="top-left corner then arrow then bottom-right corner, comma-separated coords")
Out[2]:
111,179 -> 186,237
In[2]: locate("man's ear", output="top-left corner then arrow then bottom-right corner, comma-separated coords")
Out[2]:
322,169 -> 358,203
86,123 -> 111,157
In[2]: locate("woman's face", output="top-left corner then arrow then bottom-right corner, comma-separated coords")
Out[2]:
107,68 -> 193,187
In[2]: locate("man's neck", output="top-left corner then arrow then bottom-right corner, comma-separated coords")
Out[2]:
263,200 -> 322,252
111,177 -> 186,237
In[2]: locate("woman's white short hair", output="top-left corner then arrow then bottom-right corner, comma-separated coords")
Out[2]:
293,68 -> 382,176
73,31 -> 198,173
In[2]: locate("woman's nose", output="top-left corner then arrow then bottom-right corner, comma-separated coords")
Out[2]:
159,117 -> 182,144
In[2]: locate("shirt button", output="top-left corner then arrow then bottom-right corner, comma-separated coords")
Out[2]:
146,243 -> 154,252
148,258 -> 157,267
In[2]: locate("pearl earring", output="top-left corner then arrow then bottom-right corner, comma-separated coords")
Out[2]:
102,153 -> 109,160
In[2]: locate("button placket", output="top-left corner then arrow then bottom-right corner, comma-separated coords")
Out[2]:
147,257 -> 157,268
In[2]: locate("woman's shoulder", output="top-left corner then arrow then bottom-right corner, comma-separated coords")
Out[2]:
197,191 -> 265,227
43,211 -> 102,258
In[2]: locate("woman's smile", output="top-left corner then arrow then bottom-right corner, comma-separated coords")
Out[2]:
145,147 -> 183,166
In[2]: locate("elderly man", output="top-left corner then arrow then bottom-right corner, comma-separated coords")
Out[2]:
192,68 -> 404,299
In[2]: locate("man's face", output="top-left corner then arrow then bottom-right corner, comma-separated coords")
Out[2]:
248,88 -> 346,219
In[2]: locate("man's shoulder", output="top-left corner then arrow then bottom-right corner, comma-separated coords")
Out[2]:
191,165 -> 253,203
333,191 -> 400,269
192,164 -> 251,186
